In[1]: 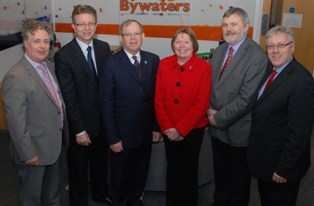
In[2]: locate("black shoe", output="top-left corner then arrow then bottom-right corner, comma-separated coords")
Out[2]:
92,194 -> 113,205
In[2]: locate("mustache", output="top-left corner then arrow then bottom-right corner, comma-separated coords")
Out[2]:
225,31 -> 236,36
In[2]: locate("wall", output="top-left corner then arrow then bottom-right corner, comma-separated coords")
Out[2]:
53,0 -> 263,59
0,0 -> 52,82
0,0 -> 264,82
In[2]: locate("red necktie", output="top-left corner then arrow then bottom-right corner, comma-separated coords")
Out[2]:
219,47 -> 234,80
263,70 -> 277,92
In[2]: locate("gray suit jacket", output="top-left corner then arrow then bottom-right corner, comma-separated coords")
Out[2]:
2,57 -> 69,165
209,37 -> 268,147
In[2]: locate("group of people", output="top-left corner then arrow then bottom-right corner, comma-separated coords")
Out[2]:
2,4 -> 313,206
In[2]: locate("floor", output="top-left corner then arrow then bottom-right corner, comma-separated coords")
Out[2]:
0,129 -> 313,206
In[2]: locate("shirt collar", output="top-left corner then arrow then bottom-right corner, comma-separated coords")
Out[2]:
76,37 -> 94,52
273,56 -> 293,74
124,49 -> 141,63
228,35 -> 247,53
24,54 -> 46,69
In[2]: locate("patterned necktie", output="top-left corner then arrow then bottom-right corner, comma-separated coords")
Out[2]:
38,63 -> 63,122
219,47 -> 234,80
263,70 -> 277,92
132,55 -> 142,80
87,46 -> 97,79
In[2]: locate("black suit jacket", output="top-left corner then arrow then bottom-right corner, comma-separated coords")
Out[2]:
99,49 -> 160,148
248,58 -> 314,182
54,38 -> 112,138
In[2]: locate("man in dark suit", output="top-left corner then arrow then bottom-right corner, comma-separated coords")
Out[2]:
54,5 -> 112,206
2,20 -> 68,205
207,7 -> 268,206
248,26 -> 314,206
99,19 -> 161,206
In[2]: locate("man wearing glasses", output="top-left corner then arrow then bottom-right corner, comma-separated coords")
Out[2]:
248,26 -> 314,206
99,19 -> 161,206
54,4 -> 112,206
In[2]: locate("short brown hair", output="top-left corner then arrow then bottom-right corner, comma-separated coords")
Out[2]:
171,28 -> 199,53
21,19 -> 53,41
72,5 -> 97,23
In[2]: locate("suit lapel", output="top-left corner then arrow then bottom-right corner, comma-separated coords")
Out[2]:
139,51 -> 150,85
257,59 -> 295,103
22,58 -> 59,108
215,44 -> 228,83
218,38 -> 251,85
71,39 -> 98,87
93,40 -> 103,70
119,50 -> 142,83
46,61 -> 66,110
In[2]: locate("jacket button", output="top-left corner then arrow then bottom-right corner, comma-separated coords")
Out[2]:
176,82 -> 181,87
180,67 -> 184,72
174,99 -> 179,104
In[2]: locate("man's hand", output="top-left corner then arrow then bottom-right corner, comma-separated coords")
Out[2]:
272,172 -> 287,183
152,131 -> 162,142
207,108 -> 218,127
25,156 -> 39,166
76,133 -> 92,146
110,141 -> 123,153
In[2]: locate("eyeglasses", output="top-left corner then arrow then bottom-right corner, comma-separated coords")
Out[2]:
266,41 -> 293,50
74,22 -> 96,28
121,32 -> 142,38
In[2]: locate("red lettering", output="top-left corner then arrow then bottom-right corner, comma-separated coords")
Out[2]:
120,0 -> 129,11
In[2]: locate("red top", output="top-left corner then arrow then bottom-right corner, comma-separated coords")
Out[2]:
154,53 -> 212,137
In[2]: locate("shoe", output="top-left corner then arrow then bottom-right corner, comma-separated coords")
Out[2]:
92,194 -> 113,205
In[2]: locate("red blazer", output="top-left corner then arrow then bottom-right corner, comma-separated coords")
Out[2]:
154,53 -> 212,137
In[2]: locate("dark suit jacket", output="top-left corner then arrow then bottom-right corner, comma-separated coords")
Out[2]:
209,37 -> 268,146
54,38 -> 111,138
99,49 -> 160,148
248,58 -> 314,182
2,57 -> 69,165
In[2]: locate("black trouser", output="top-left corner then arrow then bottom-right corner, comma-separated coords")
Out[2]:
258,179 -> 300,206
211,138 -> 251,206
109,144 -> 151,206
164,127 -> 205,206
68,136 -> 109,206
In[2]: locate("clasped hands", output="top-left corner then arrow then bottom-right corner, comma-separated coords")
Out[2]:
110,131 -> 162,153
164,128 -> 183,141
207,108 -> 218,127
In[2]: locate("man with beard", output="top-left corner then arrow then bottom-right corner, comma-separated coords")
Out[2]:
207,7 -> 268,206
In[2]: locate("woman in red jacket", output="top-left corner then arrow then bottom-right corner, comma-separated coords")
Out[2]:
154,28 -> 212,206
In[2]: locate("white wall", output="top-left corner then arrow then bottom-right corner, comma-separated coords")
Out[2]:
0,0 -> 264,81
0,44 -> 24,82
54,0 -> 263,59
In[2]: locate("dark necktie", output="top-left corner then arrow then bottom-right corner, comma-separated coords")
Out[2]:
87,46 -> 97,79
263,70 -> 277,92
219,47 -> 234,80
132,55 -> 142,80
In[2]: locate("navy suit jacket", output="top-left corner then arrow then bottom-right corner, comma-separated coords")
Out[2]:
248,58 -> 314,182
55,38 -> 112,138
99,49 -> 160,148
